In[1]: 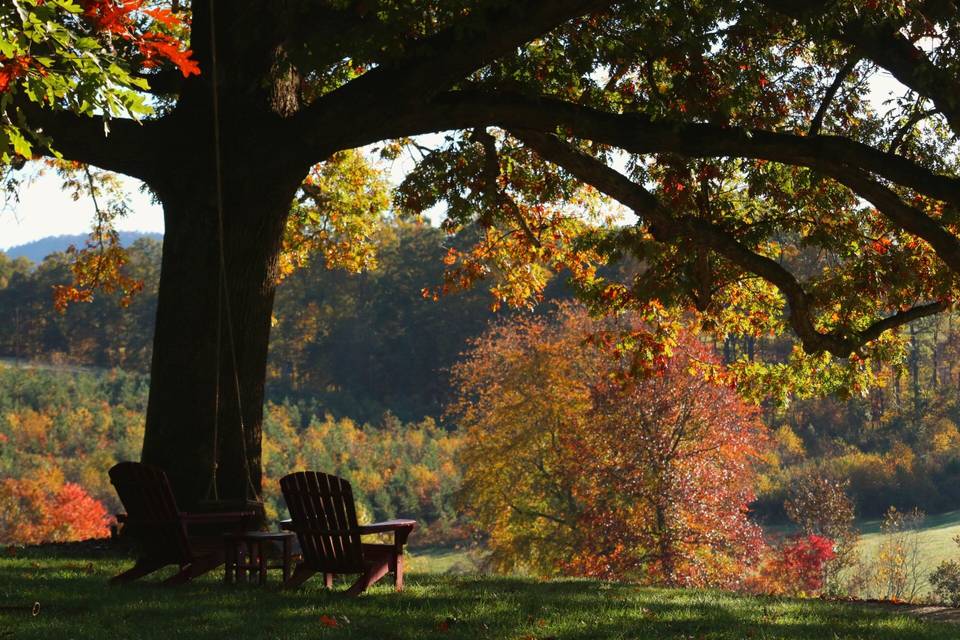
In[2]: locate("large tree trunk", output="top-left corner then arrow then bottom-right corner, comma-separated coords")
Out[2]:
141,160 -> 304,512
136,2 -> 324,512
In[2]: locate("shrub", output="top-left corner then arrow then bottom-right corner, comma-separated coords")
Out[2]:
929,535 -> 960,607
929,560 -> 960,607
0,477 -> 110,545
784,472 -> 859,594
873,506 -> 926,602
453,306 -> 767,585
747,534 -> 836,597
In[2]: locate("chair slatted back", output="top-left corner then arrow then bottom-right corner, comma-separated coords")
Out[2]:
280,471 -> 363,573
109,462 -> 191,563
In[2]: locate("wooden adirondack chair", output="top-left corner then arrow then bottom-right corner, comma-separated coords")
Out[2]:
109,461 -> 255,585
280,471 -> 416,596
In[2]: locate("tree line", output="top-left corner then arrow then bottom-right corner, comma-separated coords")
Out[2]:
3,222 -> 960,520
0,365 -> 462,546
0,222 -> 505,424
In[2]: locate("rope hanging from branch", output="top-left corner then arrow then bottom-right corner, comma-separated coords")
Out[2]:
204,0 -> 259,503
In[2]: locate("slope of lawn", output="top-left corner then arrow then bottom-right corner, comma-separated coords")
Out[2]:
1,547 -> 957,640
408,545 -> 484,574
855,509 -> 960,590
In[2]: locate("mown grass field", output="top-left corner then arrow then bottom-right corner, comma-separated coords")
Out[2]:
407,545 -> 483,575
856,509 -> 960,579
1,547 -> 957,640
414,510 -> 960,588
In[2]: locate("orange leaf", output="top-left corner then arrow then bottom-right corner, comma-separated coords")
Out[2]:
319,615 -> 338,628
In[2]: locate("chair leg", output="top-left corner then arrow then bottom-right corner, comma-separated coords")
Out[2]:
283,563 -> 317,589
345,561 -> 390,597
163,564 -> 191,586
109,557 -> 165,585
162,554 -> 223,586
324,573 -> 334,588
393,553 -> 404,591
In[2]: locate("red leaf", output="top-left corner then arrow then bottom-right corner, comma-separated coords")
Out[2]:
319,615 -> 338,628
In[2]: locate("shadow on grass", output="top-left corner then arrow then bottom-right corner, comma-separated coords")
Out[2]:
1,558 -> 957,640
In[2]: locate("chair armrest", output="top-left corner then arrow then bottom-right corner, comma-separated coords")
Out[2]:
359,519 -> 416,547
283,525 -> 358,536
180,511 -> 257,524
281,519 -> 416,548
357,519 -> 417,535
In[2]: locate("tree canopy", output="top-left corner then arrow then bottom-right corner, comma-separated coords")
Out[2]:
453,305 -> 766,584
4,0 -> 960,506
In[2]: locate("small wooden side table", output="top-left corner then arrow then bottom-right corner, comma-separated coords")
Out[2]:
224,531 -> 296,586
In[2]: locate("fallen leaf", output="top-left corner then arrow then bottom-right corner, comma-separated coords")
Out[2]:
437,616 -> 458,632
319,615 -> 338,628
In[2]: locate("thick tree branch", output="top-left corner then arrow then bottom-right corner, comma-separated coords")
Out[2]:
292,0 -> 611,163
349,90 -> 960,305
835,169 -> 960,274
278,2 -> 388,70
14,102 -> 157,182
512,129 -> 947,356
356,91 -> 960,208
760,0 -> 960,133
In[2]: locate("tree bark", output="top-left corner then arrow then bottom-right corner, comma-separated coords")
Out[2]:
141,160 -> 304,512
132,0 -> 315,512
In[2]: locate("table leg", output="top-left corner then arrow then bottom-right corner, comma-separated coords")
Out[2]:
258,541 -> 267,586
224,540 -> 234,584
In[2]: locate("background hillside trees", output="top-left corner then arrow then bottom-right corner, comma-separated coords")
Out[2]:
0,365 -> 462,546
4,234 -> 960,520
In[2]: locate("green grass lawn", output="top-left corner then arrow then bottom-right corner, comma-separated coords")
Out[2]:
407,545 -> 484,574
1,548 -> 957,639
855,509 -> 960,594
414,509 -> 960,594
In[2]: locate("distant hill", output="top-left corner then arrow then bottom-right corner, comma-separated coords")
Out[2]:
3,231 -> 163,264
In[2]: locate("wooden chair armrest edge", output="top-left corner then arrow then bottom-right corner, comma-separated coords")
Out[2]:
180,510 -> 257,523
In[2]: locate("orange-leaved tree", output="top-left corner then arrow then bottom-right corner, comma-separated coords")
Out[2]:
0,474 -> 110,546
452,304 -> 766,586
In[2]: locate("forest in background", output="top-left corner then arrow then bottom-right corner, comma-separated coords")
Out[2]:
2,220 -> 960,536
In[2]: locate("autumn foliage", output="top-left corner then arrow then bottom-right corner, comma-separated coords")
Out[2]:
747,534 -> 837,597
1,1 -> 198,93
0,364 -> 463,546
0,476 -> 110,546
453,304 -> 767,586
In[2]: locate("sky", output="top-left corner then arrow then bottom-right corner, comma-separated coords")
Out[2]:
0,70 -> 908,252
0,171 -> 163,250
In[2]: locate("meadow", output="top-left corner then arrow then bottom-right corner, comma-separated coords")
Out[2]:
417,511 -> 960,597
852,509 -> 960,596
1,547 -> 957,640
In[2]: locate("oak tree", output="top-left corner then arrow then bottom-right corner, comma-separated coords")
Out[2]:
4,0 -> 960,509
